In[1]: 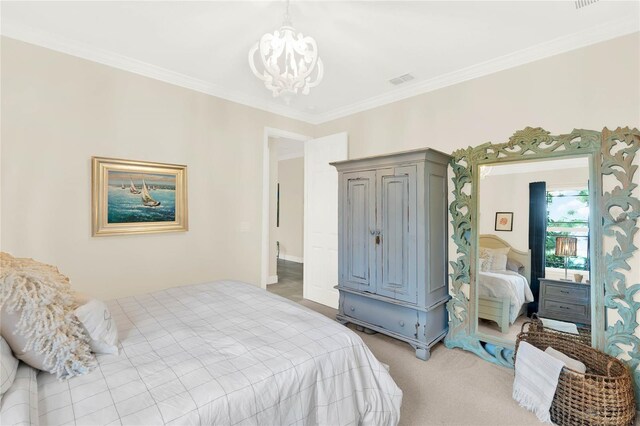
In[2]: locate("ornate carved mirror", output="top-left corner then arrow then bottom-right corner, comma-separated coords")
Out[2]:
444,127 -> 640,406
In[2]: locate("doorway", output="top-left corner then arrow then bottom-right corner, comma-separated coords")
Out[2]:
267,134 -> 306,302
261,128 -> 348,308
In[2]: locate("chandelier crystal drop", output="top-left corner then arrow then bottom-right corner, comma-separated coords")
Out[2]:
248,0 -> 323,97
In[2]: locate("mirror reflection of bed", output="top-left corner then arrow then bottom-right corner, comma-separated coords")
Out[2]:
476,235 -> 532,341
476,157 -> 592,342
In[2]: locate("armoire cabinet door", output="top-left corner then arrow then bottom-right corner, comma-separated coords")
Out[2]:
376,166 -> 418,303
341,171 -> 377,291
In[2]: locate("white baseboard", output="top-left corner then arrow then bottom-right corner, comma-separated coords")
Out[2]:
267,275 -> 278,285
280,254 -> 303,263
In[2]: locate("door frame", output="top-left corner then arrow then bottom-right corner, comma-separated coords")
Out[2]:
261,127 -> 311,289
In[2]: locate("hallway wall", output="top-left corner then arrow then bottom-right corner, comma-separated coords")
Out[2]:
277,157 -> 304,262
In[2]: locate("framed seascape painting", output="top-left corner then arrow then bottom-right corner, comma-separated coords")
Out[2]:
92,157 -> 188,236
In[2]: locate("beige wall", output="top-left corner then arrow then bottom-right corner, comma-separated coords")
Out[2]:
2,32 -> 639,317
0,37 -> 314,300
276,157 -> 304,262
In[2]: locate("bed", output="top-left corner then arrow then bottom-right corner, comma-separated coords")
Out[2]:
1,280 -> 402,426
477,235 -> 533,333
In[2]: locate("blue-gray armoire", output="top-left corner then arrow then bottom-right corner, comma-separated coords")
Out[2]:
331,149 -> 451,360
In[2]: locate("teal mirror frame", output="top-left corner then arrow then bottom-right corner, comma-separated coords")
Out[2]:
444,127 -> 640,408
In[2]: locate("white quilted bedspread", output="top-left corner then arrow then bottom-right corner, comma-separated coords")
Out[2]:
33,280 -> 402,426
478,271 -> 534,323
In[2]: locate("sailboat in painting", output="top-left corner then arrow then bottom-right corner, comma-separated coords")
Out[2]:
129,178 -> 141,194
141,179 -> 161,207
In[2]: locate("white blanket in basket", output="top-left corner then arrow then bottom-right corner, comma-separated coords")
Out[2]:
513,341 -> 564,423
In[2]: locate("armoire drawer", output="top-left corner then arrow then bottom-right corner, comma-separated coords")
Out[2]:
341,292 -> 418,339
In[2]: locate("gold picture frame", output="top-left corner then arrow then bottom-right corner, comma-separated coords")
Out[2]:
92,157 -> 188,236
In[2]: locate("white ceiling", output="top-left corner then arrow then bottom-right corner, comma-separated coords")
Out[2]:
1,1 -> 638,124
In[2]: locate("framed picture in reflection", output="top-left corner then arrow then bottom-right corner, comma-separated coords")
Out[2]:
495,212 -> 513,232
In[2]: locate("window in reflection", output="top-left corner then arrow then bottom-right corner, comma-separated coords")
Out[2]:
545,189 -> 590,273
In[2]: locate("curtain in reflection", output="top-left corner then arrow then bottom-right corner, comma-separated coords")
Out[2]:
528,181 -> 547,316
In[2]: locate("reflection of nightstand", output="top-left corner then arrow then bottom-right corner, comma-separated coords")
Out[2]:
538,278 -> 591,325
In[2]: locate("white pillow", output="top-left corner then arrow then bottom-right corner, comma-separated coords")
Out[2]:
479,246 -> 510,272
479,248 -> 492,272
75,299 -> 119,355
0,336 -> 19,399
491,252 -> 509,271
1,252 -> 96,379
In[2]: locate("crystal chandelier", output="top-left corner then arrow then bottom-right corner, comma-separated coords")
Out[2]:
248,0 -> 323,97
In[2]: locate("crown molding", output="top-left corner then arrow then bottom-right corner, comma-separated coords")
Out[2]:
0,21 -> 317,124
312,16 -> 640,124
2,16 -> 638,126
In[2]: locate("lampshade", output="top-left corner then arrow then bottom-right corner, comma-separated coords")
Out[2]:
555,236 -> 578,257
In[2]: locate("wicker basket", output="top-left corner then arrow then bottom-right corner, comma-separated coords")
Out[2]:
515,321 -> 636,426
528,314 -> 592,346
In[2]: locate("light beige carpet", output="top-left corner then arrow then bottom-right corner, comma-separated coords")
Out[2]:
299,299 -> 540,426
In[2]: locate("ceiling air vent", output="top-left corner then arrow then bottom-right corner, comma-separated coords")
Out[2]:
575,0 -> 599,9
389,73 -> 415,85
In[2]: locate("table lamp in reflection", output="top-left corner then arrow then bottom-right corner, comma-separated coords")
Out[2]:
555,236 -> 578,281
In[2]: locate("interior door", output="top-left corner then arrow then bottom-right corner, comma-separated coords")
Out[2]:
341,171 -> 377,292
303,132 -> 348,308
376,166 -> 418,303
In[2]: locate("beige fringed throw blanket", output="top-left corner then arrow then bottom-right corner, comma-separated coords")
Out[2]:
0,252 -> 96,379
513,341 -> 564,423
